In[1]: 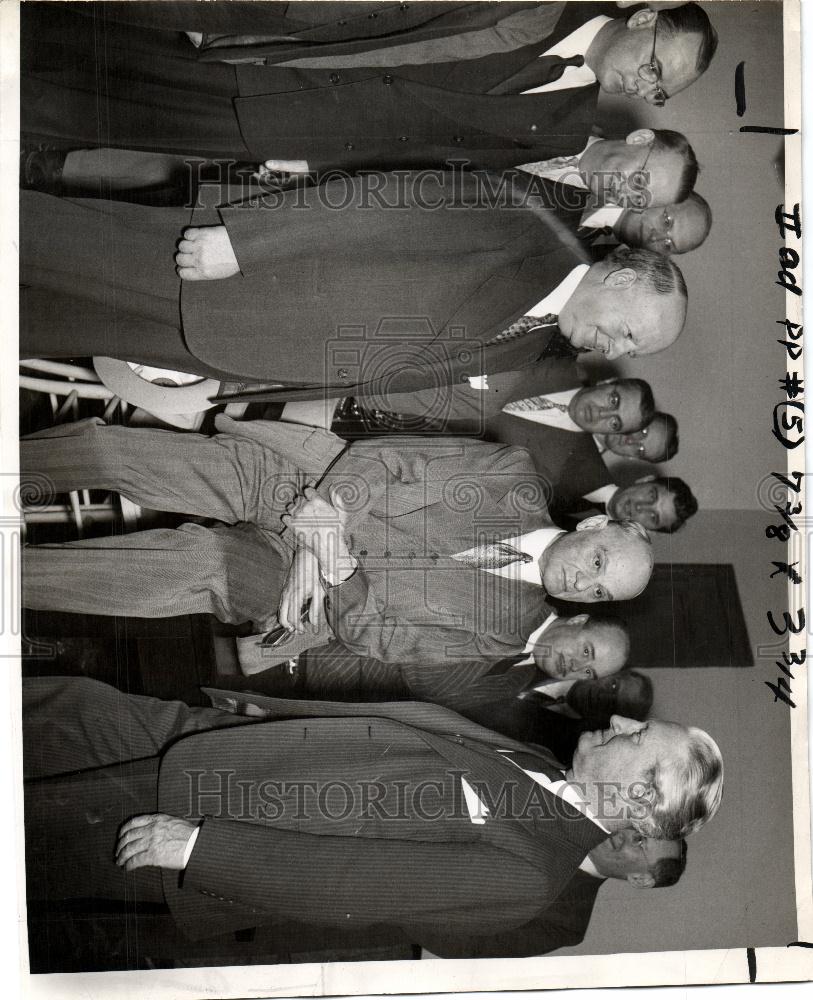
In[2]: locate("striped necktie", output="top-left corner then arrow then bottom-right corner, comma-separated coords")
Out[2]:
452,541 -> 533,570
486,313 -> 558,346
502,394 -> 569,416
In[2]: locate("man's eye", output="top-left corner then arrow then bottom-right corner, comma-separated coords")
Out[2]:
585,667 -> 596,679
594,586 -> 605,599
610,392 -> 619,408
593,553 -> 602,569
610,416 -> 621,432
583,646 -> 591,657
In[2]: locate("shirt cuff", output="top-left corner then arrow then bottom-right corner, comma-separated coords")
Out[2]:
182,822 -> 203,868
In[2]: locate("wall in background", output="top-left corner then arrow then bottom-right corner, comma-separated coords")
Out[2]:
580,0 -> 787,510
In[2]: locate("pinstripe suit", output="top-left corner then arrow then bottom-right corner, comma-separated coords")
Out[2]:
25,677 -> 607,945
22,423 -> 553,660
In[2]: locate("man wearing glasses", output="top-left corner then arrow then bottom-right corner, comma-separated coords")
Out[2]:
22,3 -> 717,193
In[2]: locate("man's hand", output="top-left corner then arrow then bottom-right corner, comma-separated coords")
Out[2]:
115,813 -> 198,871
282,486 -> 356,585
176,225 -> 240,281
278,545 -> 326,633
255,158 -> 311,182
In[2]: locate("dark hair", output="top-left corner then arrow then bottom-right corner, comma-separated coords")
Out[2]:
650,839 -> 688,888
649,412 -> 679,462
651,129 -> 699,202
659,3 -> 719,75
605,245 -> 688,301
617,669 -> 654,719
584,613 -> 632,664
654,476 -> 698,532
612,378 -> 656,426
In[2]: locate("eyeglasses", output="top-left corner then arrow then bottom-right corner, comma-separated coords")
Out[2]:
637,18 -> 668,107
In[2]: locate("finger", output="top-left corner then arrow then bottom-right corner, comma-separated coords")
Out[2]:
182,227 -> 201,241
177,239 -> 198,254
118,814 -> 156,836
123,849 -> 154,872
176,267 -> 201,281
175,251 -> 196,266
309,593 -> 323,631
116,835 -> 149,867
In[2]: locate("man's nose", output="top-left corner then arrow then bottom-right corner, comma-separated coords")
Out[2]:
572,571 -> 588,592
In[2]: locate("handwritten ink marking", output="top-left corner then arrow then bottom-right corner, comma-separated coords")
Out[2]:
746,947 -> 757,983
740,126 -> 799,135
735,62 -> 747,117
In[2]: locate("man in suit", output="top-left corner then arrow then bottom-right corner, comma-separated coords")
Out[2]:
24,675 -> 721,957
21,420 -> 654,663
22,3 -> 717,186
562,473 -> 698,533
421,830 -> 687,958
282,612 -> 630,708
20,181 -> 690,394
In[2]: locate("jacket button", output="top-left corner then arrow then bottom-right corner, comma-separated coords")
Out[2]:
329,72 -> 341,85
383,74 -> 394,85
344,142 -> 354,151
368,11 -> 378,17
454,135 -> 464,143
398,135 -> 409,142
359,549 -> 368,556
384,551 -> 391,558
408,551 -> 416,559
337,19 -> 347,25
400,2 -> 409,8
337,367 -> 350,380
530,124 -> 539,132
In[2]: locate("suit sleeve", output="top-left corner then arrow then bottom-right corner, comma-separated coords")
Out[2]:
419,908 -> 587,959
182,818 -> 545,927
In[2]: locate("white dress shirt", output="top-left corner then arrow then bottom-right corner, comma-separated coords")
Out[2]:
583,483 -> 619,507
521,16 -> 611,94
503,386 -> 581,428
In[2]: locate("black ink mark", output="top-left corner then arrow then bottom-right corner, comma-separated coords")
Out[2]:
787,941 -> 813,948
770,560 -> 802,584
735,62 -> 747,117
740,126 -> 799,135
747,947 -> 757,983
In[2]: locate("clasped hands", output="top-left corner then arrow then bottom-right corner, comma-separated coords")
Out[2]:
278,486 -> 357,633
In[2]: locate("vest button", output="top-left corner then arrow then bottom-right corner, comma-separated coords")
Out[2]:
384,551 -> 391,558
454,135 -> 464,143
329,72 -> 341,85
337,367 -> 350,380
344,143 -> 354,151
337,19 -> 347,26
530,124 -> 539,132
398,135 -> 409,142
359,549 -> 368,557
368,11 -> 378,17
383,74 -> 394,85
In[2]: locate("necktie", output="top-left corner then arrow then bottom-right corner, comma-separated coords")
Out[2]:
502,394 -> 569,416
485,652 -> 526,676
516,155 -> 581,179
486,313 -> 558,346
489,54 -> 586,96
452,541 -> 533,570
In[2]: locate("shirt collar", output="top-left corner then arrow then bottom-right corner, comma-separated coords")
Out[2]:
518,611 -> 558,663
530,263 -> 590,319
502,758 -> 611,835
581,204 -> 625,230
482,528 -> 564,585
582,483 -> 620,508
578,853 -> 605,878
542,15 -> 611,65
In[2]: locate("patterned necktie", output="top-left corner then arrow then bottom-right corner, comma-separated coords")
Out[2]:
486,313 -> 558,346
516,155 -> 581,179
452,541 -> 533,570
502,394 -> 569,416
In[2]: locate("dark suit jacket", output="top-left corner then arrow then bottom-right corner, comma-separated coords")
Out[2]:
420,868 -> 604,957
184,171 -> 589,387
318,436 -> 554,662
485,420 -> 615,501
300,643 -> 541,709
168,695 -> 607,942
25,3 -> 601,171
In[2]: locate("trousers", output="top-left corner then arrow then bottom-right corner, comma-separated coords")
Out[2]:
21,418 -> 340,626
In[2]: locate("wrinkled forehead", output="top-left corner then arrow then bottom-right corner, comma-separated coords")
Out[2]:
643,148 -> 686,206
642,422 -> 669,458
671,201 -> 708,252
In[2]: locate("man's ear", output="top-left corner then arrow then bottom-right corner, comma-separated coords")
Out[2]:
603,267 -> 637,290
626,9 -> 658,32
626,128 -> 656,147
627,871 -> 656,889
576,514 -> 609,532
566,613 -> 591,627
635,474 -> 657,484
